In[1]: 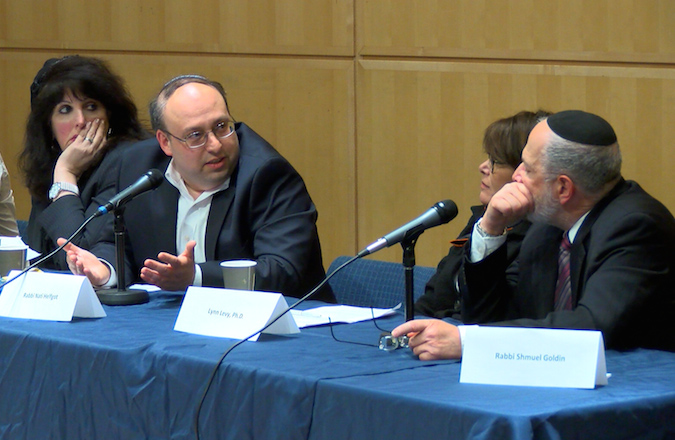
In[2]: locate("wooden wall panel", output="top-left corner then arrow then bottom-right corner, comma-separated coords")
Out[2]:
0,52 -> 355,268
357,60 -> 675,266
0,53 -> 38,220
358,0 -> 675,63
2,0 -> 675,273
0,0 -> 354,56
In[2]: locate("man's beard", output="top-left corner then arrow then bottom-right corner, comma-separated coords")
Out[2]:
527,186 -> 559,225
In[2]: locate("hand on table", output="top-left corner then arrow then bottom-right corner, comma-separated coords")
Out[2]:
391,319 -> 463,360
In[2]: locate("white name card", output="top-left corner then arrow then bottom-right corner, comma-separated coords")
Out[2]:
174,286 -> 300,341
0,271 -> 106,321
459,326 -> 608,389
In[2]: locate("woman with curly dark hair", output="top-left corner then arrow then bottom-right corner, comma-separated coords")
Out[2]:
19,55 -> 149,269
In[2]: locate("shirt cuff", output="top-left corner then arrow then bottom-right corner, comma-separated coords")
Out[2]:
192,264 -> 203,287
469,218 -> 508,263
97,259 -> 117,289
457,324 -> 479,354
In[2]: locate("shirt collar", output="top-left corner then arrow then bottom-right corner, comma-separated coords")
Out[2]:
164,159 -> 230,202
567,211 -> 590,244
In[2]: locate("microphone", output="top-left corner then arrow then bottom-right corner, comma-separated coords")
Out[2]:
96,169 -> 164,216
357,199 -> 458,258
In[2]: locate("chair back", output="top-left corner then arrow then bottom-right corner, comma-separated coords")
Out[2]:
327,256 -> 435,308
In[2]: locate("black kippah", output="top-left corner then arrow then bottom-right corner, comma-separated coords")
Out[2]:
547,110 -> 617,146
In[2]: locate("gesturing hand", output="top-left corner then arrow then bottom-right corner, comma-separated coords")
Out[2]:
140,241 -> 197,291
57,237 -> 111,287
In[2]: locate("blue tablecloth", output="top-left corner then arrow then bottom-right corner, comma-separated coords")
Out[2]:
0,290 -> 673,439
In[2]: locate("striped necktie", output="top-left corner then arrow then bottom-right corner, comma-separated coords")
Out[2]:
553,234 -> 573,311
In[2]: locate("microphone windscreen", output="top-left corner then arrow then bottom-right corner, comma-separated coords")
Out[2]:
436,199 -> 458,224
146,169 -> 164,187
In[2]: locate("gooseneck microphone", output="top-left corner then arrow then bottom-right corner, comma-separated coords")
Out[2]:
194,201 -> 457,439
357,199 -> 458,258
96,169 -> 164,216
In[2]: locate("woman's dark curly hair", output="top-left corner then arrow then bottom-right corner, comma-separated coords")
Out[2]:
19,55 -> 148,201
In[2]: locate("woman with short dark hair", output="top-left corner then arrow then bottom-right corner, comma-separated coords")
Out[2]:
416,110 -> 551,319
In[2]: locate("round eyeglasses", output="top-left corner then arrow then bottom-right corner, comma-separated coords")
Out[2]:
164,120 -> 236,149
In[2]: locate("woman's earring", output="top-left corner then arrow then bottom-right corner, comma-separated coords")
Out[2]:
107,127 -> 113,138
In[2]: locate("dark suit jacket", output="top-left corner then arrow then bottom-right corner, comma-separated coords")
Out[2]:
93,123 -> 334,302
26,150 -> 122,270
462,179 -> 675,352
415,205 -> 530,320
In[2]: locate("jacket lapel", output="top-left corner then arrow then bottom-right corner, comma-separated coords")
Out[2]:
569,179 -> 628,303
569,243 -> 585,304
542,228 -> 563,312
152,180 -> 179,255
523,225 -> 562,313
205,186 -> 235,260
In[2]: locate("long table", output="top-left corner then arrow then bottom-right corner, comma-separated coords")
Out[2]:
0,290 -> 674,439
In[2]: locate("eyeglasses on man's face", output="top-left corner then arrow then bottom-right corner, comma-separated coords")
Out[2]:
164,120 -> 236,149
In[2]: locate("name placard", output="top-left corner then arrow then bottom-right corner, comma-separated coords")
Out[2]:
0,271 -> 106,321
459,326 -> 608,389
173,286 -> 299,341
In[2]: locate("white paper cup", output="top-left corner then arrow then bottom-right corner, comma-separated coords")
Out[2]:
0,247 -> 27,277
220,260 -> 257,290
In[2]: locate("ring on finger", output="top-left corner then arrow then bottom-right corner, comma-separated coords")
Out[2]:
84,137 -> 94,143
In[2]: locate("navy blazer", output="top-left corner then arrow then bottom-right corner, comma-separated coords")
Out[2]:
26,144 -> 127,270
93,123 -> 334,302
462,179 -> 675,351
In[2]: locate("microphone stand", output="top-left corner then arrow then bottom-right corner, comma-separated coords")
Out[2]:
400,231 -> 422,322
96,206 -> 149,306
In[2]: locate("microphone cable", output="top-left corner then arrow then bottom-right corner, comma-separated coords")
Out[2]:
0,211 -> 99,291
1,169 -> 164,290
193,254 -> 360,440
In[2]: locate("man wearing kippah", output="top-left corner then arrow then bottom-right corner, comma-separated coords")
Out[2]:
392,110 -> 675,359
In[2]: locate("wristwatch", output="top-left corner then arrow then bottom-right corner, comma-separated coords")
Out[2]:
475,219 -> 507,238
49,182 -> 80,201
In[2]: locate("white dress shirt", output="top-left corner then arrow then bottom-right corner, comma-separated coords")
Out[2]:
102,160 -> 230,288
